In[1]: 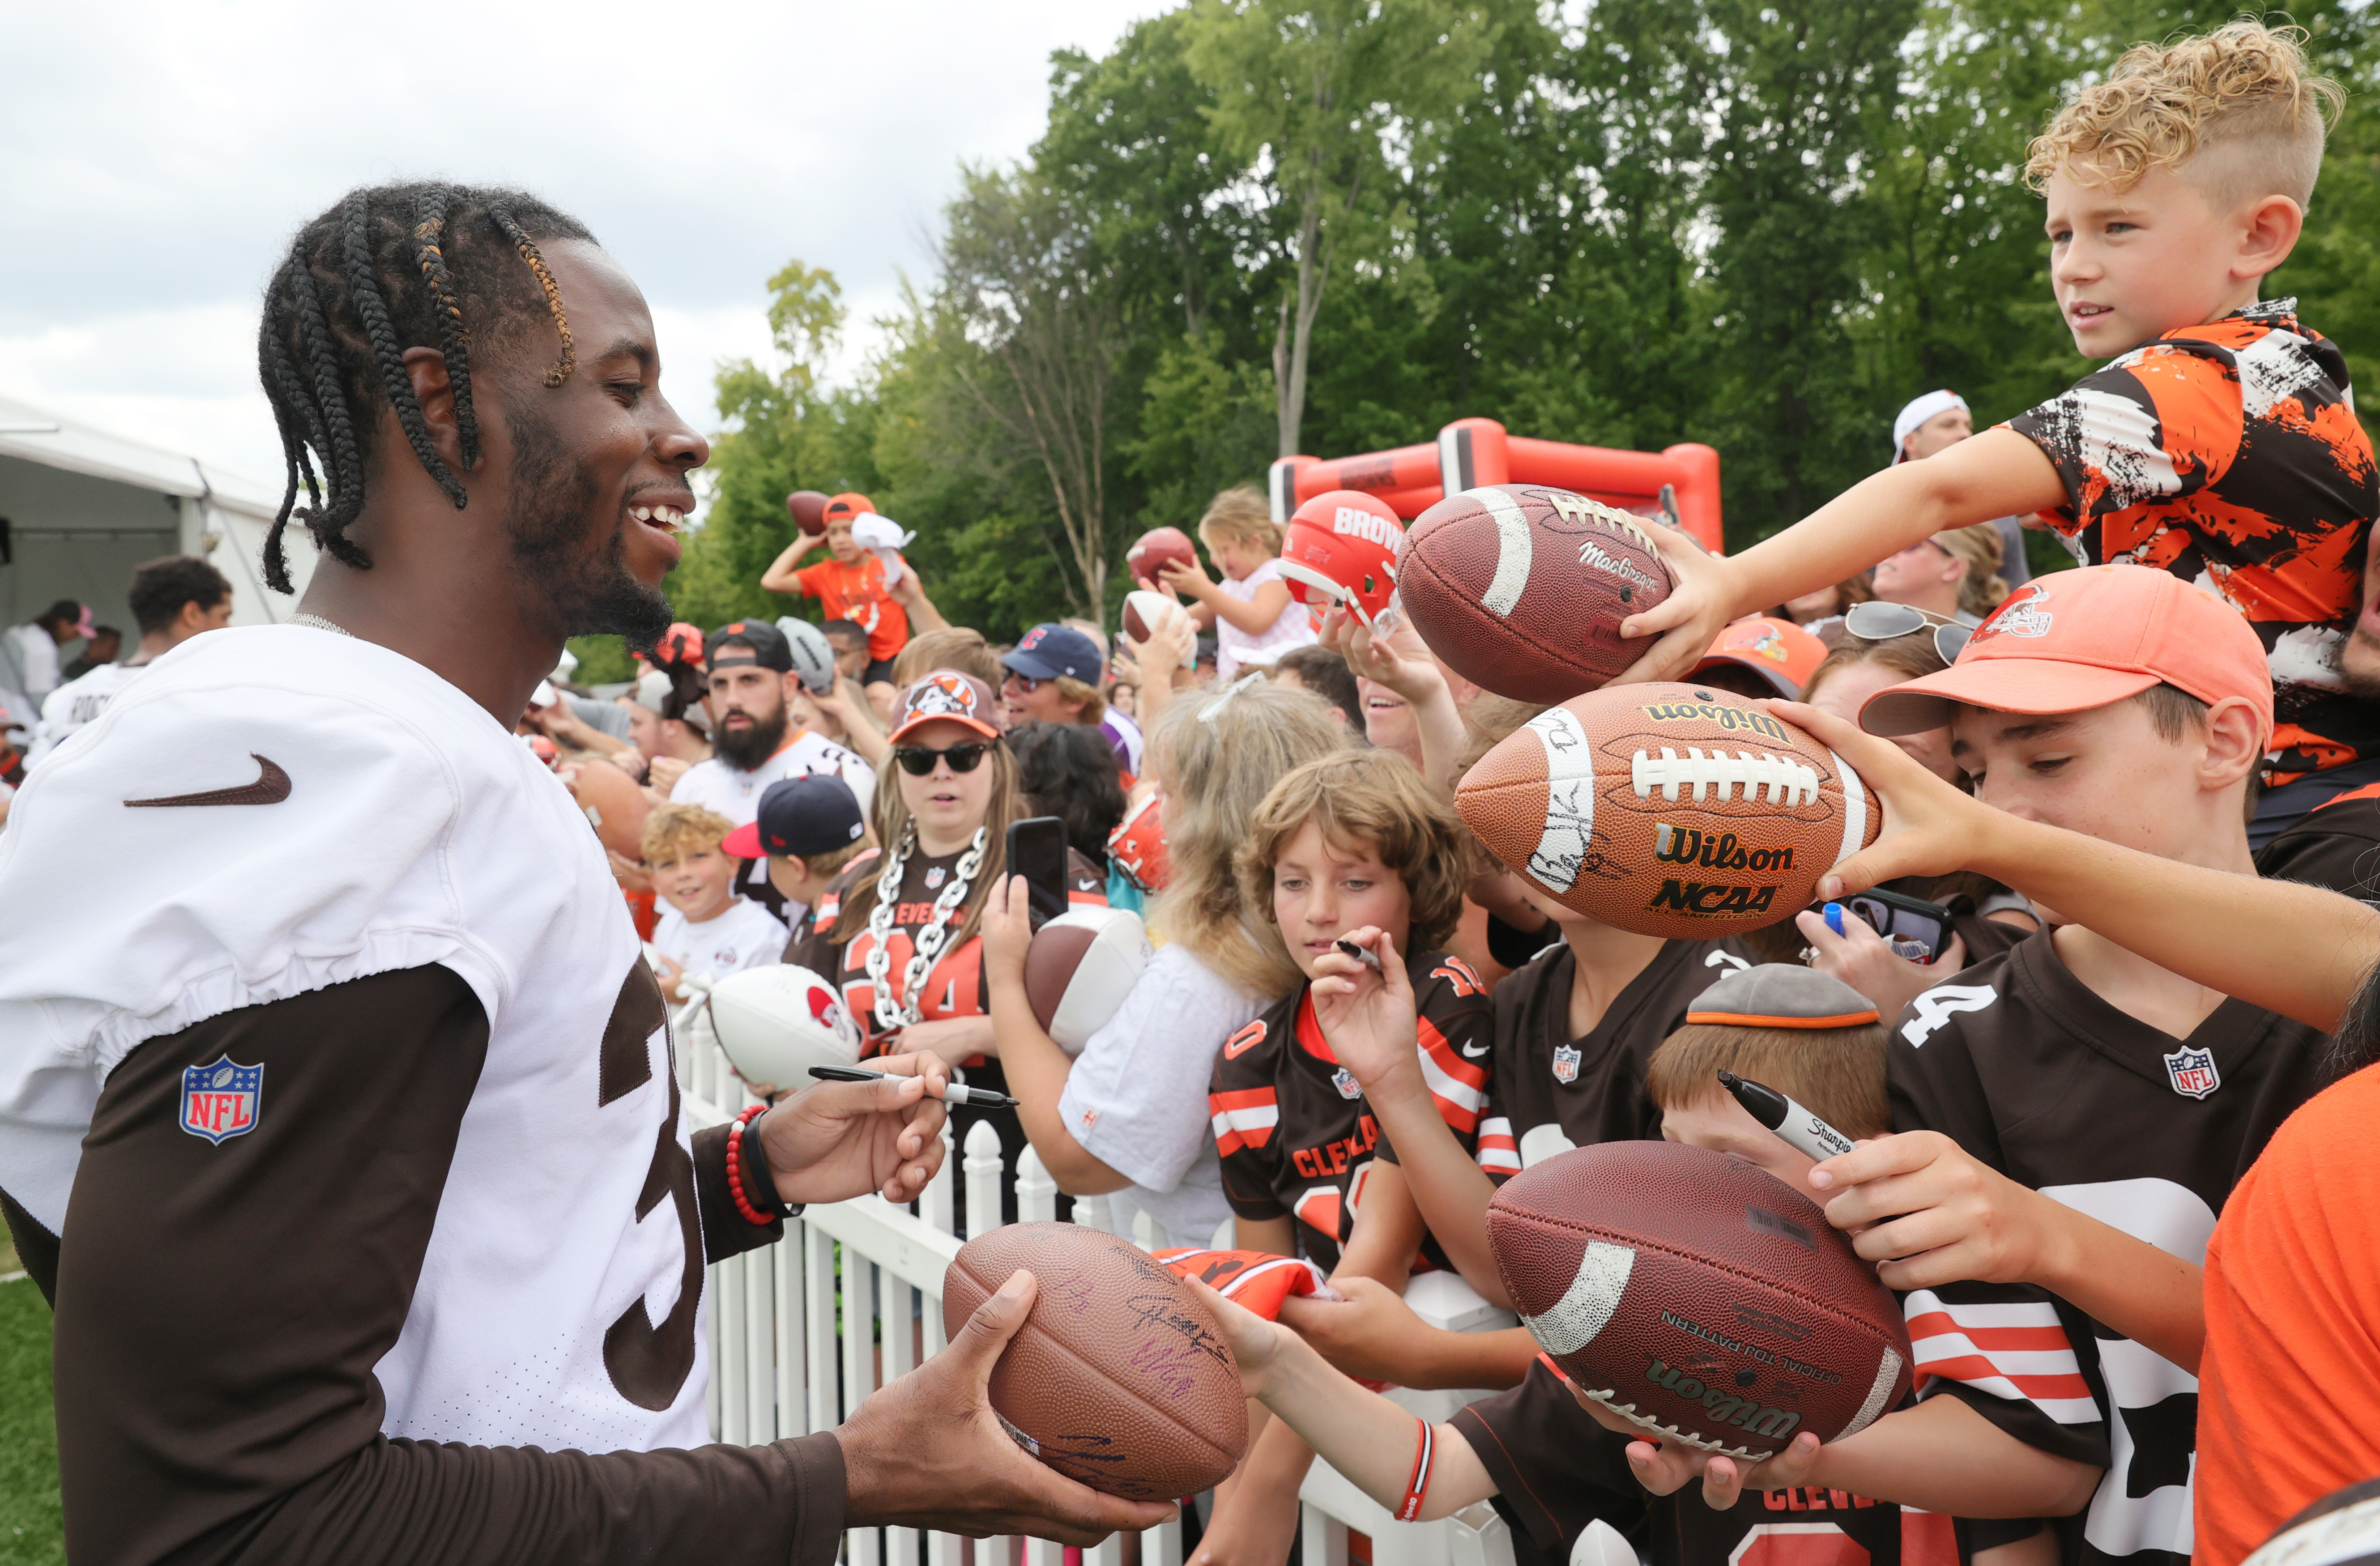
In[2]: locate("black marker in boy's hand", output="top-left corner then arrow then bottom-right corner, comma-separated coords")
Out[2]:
1332,937 -> 1383,973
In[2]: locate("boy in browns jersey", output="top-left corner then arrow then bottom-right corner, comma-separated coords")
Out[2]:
1797,565 -> 2333,1566
1201,752 -> 1499,1566
1615,23 -> 2376,839
1195,965 -> 2078,1566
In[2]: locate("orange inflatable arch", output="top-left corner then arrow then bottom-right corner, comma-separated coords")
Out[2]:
1266,418 -> 1723,555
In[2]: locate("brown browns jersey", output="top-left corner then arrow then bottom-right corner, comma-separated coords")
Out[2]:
1888,929 -> 2331,1566
1207,950 -> 1491,1274
2002,300 -> 2380,783
1422,939 -> 1752,1179
1453,1355 -> 1970,1566
2254,782 -> 2380,904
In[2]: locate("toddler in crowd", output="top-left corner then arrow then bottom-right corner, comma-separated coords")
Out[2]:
642,803 -> 792,1001
1151,485 -> 1318,679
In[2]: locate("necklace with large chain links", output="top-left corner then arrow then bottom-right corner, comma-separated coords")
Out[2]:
862,823 -> 988,1034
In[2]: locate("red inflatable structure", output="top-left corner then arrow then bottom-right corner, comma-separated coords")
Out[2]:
1267,418 -> 1724,555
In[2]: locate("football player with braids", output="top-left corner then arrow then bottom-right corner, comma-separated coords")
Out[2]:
0,182 -> 1173,1565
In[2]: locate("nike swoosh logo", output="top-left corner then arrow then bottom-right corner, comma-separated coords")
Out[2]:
125,754 -> 292,808
1460,1041 -> 1490,1059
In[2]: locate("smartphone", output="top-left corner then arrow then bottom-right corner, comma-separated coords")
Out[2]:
1839,887 -> 1953,964
1006,816 -> 1070,925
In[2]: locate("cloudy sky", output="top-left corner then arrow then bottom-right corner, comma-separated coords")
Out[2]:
0,0 -> 1159,493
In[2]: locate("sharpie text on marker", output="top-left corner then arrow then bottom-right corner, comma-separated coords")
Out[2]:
1717,1070 -> 1858,1161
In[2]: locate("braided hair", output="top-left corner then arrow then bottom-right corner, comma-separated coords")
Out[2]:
255,182 -> 593,592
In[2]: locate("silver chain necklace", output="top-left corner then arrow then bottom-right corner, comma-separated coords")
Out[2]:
290,613 -> 354,638
862,823 -> 988,1033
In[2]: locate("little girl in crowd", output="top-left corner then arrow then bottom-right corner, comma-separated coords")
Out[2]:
1150,485 -> 1318,679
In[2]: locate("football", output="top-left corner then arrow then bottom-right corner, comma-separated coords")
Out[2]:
1126,527 -> 1199,587
1488,1141 -> 1911,1460
1122,591 -> 1196,667
787,489 -> 830,536
705,965 -> 862,1089
943,1222 -> 1247,1500
1455,682 -> 1876,938
1027,907 -> 1153,1052
563,756 -> 652,860
1401,485 -> 1676,703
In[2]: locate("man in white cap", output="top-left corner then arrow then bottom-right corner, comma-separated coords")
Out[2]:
1890,390 -> 2030,590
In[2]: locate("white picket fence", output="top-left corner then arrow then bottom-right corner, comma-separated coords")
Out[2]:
674,1014 -> 1527,1566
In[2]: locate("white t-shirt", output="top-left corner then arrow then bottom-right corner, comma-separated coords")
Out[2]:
1056,941 -> 1267,1249
650,897 -> 789,986
0,623 -> 63,735
26,662 -> 142,769
670,731 -> 876,904
1215,558 -> 1317,679
0,625 -> 713,1453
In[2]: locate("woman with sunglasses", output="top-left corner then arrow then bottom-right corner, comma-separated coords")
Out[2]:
788,670 -> 1106,1204
1868,521 -> 2009,623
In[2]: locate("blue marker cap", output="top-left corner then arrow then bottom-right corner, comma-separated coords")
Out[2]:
1823,902 -> 1846,936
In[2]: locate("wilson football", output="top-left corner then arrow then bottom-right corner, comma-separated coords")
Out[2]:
1456,682 -> 1875,938
1488,1142 -> 1911,1460
1126,527 -> 1199,587
1026,907 -> 1153,1053
1402,485 -> 1675,703
787,489 -> 830,536
943,1222 -> 1247,1500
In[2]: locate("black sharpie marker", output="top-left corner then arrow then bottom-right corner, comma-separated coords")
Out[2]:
1333,937 -> 1383,972
1717,1071 -> 1856,1161
808,1064 -> 1019,1110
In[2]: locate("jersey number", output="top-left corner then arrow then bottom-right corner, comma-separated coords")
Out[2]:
598,962 -> 705,1411
1898,984 -> 1999,1047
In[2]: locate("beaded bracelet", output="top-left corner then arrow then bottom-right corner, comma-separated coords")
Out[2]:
725,1104 -> 777,1226
1396,1415 -> 1434,1522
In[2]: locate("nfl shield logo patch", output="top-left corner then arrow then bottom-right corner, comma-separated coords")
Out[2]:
2163,1046 -> 2220,1099
1331,1066 -> 1363,1101
180,1055 -> 263,1144
1552,1044 -> 1582,1085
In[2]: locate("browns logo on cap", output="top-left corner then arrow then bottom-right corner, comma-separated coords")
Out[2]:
889,668 -> 1002,742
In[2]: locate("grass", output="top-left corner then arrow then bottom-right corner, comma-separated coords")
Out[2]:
0,1246 -> 62,1566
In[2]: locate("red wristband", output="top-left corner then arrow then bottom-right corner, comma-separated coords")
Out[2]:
725,1104 -> 776,1226
1396,1415 -> 1433,1522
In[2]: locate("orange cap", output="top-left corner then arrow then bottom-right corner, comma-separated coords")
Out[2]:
1859,566 -> 2273,738
822,491 -> 874,523
1692,615 -> 1827,698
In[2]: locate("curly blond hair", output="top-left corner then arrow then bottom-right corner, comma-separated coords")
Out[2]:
2026,20 -> 2344,208
1236,750 -> 1476,957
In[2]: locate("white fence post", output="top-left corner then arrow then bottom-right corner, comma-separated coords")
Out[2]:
1015,1146 -> 1058,1226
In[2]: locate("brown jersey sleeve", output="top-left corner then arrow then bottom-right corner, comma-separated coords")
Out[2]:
1448,1357 -> 1642,1565
54,965 -> 845,1566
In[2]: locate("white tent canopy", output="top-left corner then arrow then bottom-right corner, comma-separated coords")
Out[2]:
0,392 -> 316,638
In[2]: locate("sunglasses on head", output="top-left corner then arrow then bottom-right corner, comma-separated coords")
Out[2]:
1844,600 -> 1973,665
893,741 -> 993,777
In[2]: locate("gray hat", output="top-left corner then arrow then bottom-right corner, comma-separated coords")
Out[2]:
1686,964 -> 1881,1028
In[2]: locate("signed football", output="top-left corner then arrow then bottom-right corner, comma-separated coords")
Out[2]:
943,1222 -> 1247,1500
1402,485 -> 1675,703
1489,1142 -> 1911,1460
1455,682 -> 1876,938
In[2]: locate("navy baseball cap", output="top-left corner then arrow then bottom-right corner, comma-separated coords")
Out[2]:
722,774 -> 868,860
707,620 -> 793,673
1003,623 -> 1104,684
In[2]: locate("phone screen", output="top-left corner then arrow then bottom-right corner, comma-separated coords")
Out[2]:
1006,816 -> 1070,925
1847,892 -> 1951,964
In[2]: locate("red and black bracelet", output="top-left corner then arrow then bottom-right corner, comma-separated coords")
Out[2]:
1395,1415 -> 1434,1522
724,1103 -> 777,1226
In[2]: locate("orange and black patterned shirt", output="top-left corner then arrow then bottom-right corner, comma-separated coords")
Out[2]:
2004,299 -> 2379,783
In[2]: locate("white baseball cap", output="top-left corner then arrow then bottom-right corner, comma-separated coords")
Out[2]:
1891,390 -> 1970,463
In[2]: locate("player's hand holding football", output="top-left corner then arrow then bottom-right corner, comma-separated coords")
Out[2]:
1564,1372 -> 1827,1509
837,1268 -> 1179,1541
1608,521 -> 1751,686
1308,927 -> 1425,1098
1806,1130 -> 2056,1289
756,1049 -> 953,1205
1794,906 -> 1968,1024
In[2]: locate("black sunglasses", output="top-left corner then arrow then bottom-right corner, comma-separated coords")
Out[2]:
893,741 -> 993,777
1843,600 -> 1973,665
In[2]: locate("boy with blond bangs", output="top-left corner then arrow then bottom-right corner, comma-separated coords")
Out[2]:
1194,965 -> 2086,1566
641,802 -> 790,1001
1620,21 -> 2376,834
1199,749 -> 1505,1566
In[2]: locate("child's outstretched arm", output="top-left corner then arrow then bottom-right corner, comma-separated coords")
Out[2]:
1776,700 -> 2380,1032
1612,428 -> 2067,686
1191,1281 -> 1499,1524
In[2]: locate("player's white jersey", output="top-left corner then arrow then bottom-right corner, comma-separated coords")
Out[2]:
0,625 -> 713,1454
670,732 -> 876,827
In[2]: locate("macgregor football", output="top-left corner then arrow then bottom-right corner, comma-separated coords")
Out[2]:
1401,485 -> 1675,703
1489,1142 -> 1911,1460
1455,682 -> 1876,938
